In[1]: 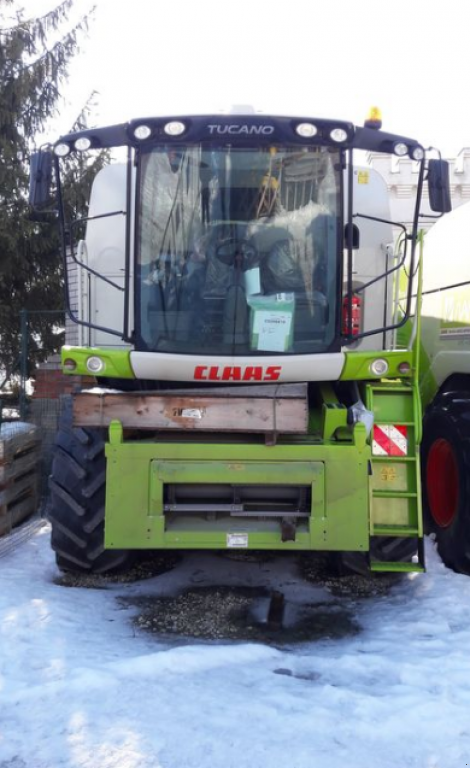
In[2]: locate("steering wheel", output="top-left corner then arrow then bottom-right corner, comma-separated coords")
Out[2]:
215,237 -> 258,270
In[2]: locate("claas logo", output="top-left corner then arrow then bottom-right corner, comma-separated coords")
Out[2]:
194,365 -> 282,382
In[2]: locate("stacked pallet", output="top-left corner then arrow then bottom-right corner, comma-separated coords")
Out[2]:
0,423 -> 40,537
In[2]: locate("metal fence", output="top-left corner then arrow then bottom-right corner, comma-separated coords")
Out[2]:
1,309 -> 68,514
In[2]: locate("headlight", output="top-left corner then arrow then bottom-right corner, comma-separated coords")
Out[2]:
370,358 -> 389,376
411,146 -> 424,161
86,356 -> 105,374
74,137 -> 91,151
54,142 -> 71,157
330,128 -> 348,143
164,121 -> 186,136
296,122 -> 318,138
393,142 -> 408,157
133,124 -> 152,140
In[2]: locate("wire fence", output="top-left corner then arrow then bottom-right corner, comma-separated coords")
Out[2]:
0,308 -> 88,535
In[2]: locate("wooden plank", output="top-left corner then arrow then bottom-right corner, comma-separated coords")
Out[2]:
0,471 -> 38,508
73,385 -> 308,434
153,384 -> 307,399
0,494 -> 37,537
0,423 -> 40,463
0,448 -> 40,484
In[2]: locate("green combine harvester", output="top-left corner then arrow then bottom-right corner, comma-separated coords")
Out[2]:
29,107 -> 451,574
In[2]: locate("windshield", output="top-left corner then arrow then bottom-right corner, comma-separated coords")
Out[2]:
136,144 -> 341,355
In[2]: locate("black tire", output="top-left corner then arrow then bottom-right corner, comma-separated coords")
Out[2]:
333,535 -> 418,577
47,396 -> 134,574
421,391 -> 470,574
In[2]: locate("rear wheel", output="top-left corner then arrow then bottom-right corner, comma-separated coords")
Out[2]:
48,396 -> 134,574
421,392 -> 470,574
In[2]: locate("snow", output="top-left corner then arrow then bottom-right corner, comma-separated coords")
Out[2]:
0,422 -> 37,440
1,527 -> 469,768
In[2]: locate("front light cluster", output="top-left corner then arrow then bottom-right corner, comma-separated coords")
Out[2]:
53,137 -> 92,156
53,142 -> 71,157
132,120 -> 187,141
63,355 -> 106,375
393,142 -> 425,160
86,356 -> 105,374
295,123 -> 349,143
370,358 -> 389,377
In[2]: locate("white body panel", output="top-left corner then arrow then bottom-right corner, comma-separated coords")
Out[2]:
130,351 -> 346,382
420,200 -> 470,390
83,163 -> 131,348
343,167 -> 395,352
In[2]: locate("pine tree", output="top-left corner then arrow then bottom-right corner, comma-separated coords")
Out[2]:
0,0 -> 104,381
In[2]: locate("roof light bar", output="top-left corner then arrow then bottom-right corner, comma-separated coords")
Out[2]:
54,142 -> 71,157
330,128 -> 348,143
74,137 -> 91,151
412,146 -> 425,161
394,142 -> 408,157
295,122 -> 318,138
164,121 -> 186,136
134,125 -> 152,140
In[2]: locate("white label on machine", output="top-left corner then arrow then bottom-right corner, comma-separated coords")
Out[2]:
256,311 -> 292,352
227,533 -> 249,548
180,408 -> 203,419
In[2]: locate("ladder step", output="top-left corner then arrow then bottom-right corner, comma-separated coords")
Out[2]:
375,421 -> 415,427
370,561 -> 424,574
372,456 -> 416,463
372,526 -> 420,536
372,491 -> 418,499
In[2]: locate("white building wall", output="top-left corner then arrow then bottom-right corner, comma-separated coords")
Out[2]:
368,148 -> 470,236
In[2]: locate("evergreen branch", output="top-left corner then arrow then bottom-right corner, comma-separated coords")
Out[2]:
1,7 -> 94,76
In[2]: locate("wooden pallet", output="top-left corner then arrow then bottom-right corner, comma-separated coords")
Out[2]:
0,423 -> 40,537
73,383 -> 309,436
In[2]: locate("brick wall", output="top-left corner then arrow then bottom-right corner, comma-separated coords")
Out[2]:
29,356 -> 96,505
31,356 -> 95,400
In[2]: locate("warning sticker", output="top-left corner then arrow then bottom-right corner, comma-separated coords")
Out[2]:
358,170 -> 370,184
227,533 -> 248,548
372,425 -> 408,456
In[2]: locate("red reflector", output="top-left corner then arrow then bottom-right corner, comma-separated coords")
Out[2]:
342,294 -> 362,336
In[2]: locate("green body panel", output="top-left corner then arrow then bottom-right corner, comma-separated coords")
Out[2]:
340,350 -> 413,380
61,346 -> 135,379
396,317 -> 438,411
103,378 -> 423,572
105,426 -> 370,552
62,344 -> 414,384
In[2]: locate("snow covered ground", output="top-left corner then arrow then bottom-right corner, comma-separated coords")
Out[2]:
1,525 -> 470,768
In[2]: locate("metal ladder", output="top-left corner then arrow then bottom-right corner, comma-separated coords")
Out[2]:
366,383 -> 424,573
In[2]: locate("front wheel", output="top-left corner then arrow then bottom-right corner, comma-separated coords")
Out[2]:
421,392 -> 470,574
47,396 -> 134,574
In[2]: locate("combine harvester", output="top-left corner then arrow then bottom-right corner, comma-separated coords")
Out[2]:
29,107 -> 451,574
419,200 -> 470,574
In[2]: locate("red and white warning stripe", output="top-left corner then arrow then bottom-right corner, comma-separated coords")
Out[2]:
372,424 -> 408,456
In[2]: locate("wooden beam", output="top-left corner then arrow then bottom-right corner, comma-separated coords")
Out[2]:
73,384 -> 309,434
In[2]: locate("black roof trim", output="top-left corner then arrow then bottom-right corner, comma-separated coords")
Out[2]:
56,114 -> 422,155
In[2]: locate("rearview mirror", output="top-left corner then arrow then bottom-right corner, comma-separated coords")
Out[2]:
428,159 -> 452,213
29,150 -> 53,209
344,223 -> 360,250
